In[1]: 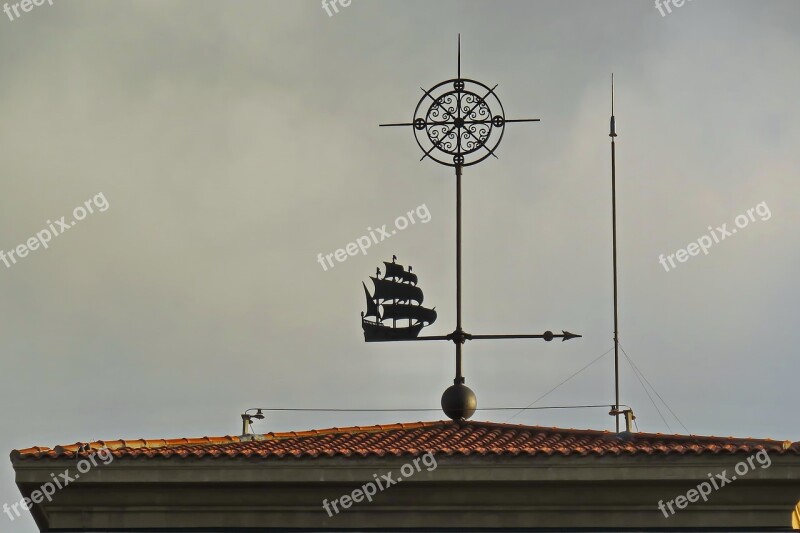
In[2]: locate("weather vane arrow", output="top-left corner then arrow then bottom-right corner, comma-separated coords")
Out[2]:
467,331 -> 582,342
361,35 -> 582,421
380,330 -> 582,343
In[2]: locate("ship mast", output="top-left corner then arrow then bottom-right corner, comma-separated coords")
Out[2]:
392,257 -> 397,329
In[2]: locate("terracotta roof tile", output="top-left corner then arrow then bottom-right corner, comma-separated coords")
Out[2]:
11,420 -> 800,461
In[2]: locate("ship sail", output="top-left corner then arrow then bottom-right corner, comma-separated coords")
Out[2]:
383,261 -> 405,279
381,303 -> 437,325
362,282 -> 381,319
370,277 -> 424,304
383,262 -> 418,285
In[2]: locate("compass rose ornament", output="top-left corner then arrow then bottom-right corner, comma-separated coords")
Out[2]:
381,37 -> 541,167
365,36 -> 581,421
412,78 -> 505,167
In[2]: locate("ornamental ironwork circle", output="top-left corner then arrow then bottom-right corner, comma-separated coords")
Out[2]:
412,78 -> 506,167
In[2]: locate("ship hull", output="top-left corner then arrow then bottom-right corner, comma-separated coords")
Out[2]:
362,319 -> 424,342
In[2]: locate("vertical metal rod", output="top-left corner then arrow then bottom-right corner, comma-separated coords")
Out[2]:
455,343 -> 463,383
457,34 -> 461,79
455,164 -> 464,384
454,34 -> 464,385
610,74 -> 620,433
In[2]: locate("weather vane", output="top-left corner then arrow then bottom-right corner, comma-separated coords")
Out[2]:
362,36 -> 581,421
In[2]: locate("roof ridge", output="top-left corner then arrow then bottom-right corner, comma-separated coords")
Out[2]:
260,420 -> 447,440
11,421 -> 797,460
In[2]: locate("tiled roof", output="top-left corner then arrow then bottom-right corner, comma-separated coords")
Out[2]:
11,420 -> 799,461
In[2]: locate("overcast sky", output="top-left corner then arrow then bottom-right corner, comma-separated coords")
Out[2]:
1,1 -> 799,530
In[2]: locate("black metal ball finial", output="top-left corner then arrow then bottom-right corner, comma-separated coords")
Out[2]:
441,383 -> 477,421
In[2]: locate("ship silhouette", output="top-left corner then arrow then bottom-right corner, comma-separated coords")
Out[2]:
361,256 -> 437,342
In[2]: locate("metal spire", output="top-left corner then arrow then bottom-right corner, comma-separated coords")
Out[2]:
458,33 -> 461,79
611,73 -> 615,118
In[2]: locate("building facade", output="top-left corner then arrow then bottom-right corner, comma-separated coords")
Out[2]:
11,420 -> 800,530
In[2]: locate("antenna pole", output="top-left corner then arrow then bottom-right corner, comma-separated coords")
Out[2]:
455,163 -> 464,384
610,74 -> 620,433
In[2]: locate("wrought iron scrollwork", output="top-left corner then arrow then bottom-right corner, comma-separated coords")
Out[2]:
412,79 -> 506,167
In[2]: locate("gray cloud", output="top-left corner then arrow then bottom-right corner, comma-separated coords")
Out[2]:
1,1 -> 798,530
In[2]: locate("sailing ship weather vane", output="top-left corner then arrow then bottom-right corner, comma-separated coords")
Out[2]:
361,36 -> 581,421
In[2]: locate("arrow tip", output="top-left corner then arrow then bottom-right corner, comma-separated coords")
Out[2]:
561,330 -> 582,341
